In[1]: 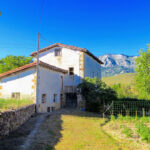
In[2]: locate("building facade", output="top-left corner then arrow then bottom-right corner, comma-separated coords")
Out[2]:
0,43 -> 103,112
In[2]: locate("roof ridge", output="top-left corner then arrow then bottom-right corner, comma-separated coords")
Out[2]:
30,43 -> 103,64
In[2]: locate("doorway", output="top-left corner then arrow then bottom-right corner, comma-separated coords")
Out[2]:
65,93 -> 77,107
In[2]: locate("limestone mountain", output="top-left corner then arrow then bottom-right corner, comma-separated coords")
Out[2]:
99,54 -> 137,77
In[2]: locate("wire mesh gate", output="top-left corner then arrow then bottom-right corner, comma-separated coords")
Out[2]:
104,100 -> 150,116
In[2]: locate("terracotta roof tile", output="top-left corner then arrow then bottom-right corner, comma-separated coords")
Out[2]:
31,43 -> 103,64
0,61 -> 68,78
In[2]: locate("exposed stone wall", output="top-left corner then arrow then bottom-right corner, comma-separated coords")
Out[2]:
77,94 -> 85,109
0,104 -> 36,139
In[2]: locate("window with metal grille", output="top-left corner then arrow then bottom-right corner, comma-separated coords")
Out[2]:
69,67 -> 74,75
54,48 -> 61,56
42,94 -> 46,103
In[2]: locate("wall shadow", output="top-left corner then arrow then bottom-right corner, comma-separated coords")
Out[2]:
0,108 -> 103,150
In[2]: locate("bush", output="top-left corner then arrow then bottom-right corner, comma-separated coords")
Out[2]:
78,77 -> 117,113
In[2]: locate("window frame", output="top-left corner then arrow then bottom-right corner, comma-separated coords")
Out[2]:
53,94 -> 57,103
42,94 -> 46,103
69,67 -> 74,75
11,92 -> 20,99
54,48 -> 62,56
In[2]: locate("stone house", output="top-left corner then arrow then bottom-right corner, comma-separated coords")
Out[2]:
0,43 -> 103,112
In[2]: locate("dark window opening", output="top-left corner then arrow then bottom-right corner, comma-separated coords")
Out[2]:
47,107 -> 50,112
11,92 -> 20,99
53,94 -> 57,102
42,94 -> 46,103
51,107 -> 55,112
69,67 -> 74,75
54,48 -> 61,56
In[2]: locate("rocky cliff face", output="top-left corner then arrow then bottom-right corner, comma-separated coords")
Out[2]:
98,54 -> 137,77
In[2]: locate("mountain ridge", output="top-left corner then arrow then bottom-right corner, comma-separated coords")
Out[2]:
98,54 -> 137,77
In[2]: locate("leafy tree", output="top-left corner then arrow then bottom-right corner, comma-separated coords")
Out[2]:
135,45 -> 150,99
78,77 -> 117,112
0,55 -> 32,73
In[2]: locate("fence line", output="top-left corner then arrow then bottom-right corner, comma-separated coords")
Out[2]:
104,100 -> 150,116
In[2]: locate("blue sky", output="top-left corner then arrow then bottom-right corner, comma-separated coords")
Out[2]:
0,0 -> 150,58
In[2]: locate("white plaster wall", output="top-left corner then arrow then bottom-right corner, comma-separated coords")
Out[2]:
38,67 -> 64,112
35,47 -> 81,86
84,54 -> 101,79
0,68 -> 35,99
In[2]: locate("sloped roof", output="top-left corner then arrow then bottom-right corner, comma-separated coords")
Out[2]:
0,61 -> 68,78
31,43 -> 103,65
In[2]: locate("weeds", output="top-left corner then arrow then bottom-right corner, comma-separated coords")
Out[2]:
120,125 -> 132,138
0,98 -> 33,112
136,122 -> 150,143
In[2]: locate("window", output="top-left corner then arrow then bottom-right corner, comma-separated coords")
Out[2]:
53,94 -> 57,102
11,92 -> 20,99
51,107 -> 55,112
47,107 -> 50,112
54,48 -> 61,56
42,94 -> 46,103
69,67 -> 74,75
61,76 -> 63,90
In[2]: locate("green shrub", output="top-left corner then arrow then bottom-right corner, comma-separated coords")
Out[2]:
78,77 -> 117,113
136,122 -> 150,142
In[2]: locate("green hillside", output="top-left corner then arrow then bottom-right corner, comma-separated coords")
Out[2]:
102,73 -> 136,86
102,73 -> 138,98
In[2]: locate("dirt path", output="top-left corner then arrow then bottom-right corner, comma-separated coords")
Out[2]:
0,113 -> 48,150
20,113 -> 49,150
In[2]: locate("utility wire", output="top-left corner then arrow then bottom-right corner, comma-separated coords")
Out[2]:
40,33 -> 54,44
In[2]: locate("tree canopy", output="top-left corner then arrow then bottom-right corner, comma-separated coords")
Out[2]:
0,55 -> 32,74
135,45 -> 150,99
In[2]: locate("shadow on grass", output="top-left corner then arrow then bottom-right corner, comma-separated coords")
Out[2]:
42,108 -> 105,150
0,108 -> 105,150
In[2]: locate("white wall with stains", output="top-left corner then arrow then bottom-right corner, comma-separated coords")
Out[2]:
0,68 -> 35,100
84,53 -> 101,79
38,67 -> 65,112
37,47 -> 81,86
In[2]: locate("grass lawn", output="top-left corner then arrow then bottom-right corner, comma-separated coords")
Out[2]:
0,98 -> 33,112
54,113 -> 122,150
32,109 -> 131,150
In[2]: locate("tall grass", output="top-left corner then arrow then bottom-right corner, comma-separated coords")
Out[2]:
0,99 -> 33,112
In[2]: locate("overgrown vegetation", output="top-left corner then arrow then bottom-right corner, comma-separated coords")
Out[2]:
121,125 -> 132,138
136,122 -> 150,142
0,99 -> 33,112
0,55 -> 32,74
104,115 -> 150,149
78,77 -> 117,113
